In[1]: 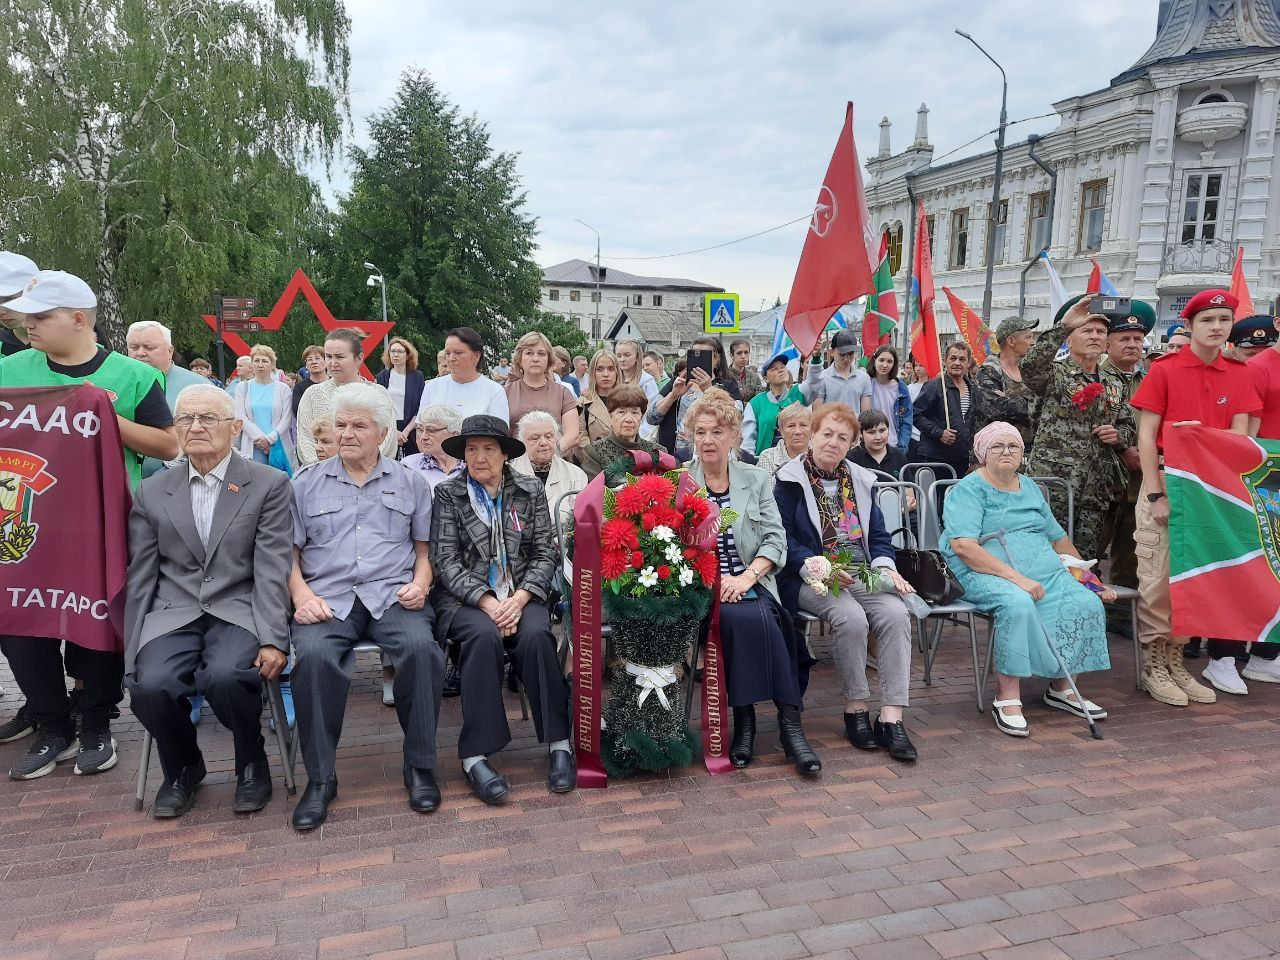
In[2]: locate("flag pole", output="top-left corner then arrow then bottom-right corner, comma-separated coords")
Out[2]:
903,172 -> 919,359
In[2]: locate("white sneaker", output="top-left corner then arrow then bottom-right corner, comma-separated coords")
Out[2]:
1203,657 -> 1248,695
1242,655 -> 1280,683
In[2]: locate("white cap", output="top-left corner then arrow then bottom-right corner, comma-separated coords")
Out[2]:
4,270 -> 97,314
0,252 -> 39,297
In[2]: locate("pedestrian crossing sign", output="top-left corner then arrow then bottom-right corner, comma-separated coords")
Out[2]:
703,293 -> 740,333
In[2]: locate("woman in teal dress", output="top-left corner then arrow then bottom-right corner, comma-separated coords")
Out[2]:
941,421 -> 1114,737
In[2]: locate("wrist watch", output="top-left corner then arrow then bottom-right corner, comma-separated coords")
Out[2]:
1145,492 -> 1166,503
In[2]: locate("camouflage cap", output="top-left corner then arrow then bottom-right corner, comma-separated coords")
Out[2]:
995,315 -> 1038,344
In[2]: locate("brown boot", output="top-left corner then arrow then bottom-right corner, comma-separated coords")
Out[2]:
1164,638 -> 1217,703
1141,640 -> 1188,707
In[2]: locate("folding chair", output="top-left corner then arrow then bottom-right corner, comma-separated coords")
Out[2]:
135,676 -> 295,811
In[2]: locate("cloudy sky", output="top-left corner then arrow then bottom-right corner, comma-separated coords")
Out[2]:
337,0 -> 1156,310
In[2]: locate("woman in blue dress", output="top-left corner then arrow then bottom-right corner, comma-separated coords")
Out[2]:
941,421 -> 1114,737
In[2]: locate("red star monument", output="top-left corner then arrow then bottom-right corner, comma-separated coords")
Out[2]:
202,269 -> 396,380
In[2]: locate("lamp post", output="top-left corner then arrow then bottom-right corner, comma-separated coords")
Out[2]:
956,29 -> 1007,325
575,219 -> 601,340
364,261 -> 389,354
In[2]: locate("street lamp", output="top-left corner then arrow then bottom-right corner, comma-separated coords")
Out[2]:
956,29 -> 1008,325
575,219 -> 601,340
364,260 -> 389,353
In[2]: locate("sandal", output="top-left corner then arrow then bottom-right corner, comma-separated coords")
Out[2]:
1043,686 -> 1107,719
991,699 -> 1029,738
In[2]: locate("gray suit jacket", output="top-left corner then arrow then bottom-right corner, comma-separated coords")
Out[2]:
688,460 -> 787,602
124,452 -> 294,674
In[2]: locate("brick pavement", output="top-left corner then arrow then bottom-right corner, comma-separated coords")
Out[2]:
2,629 -> 1279,960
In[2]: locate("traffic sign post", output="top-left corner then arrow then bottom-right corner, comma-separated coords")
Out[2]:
703,293 -> 740,334
212,292 -> 260,380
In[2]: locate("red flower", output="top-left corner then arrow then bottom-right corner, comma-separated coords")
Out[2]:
602,549 -> 629,579
684,495 -> 712,525
683,547 -> 701,561
696,551 -> 719,586
613,485 -> 648,517
1070,382 -> 1105,411
601,518 -> 640,551
635,473 -> 676,505
641,512 -> 657,531
631,551 -> 645,568
657,565 -> 671,580
653,505 -> 684,530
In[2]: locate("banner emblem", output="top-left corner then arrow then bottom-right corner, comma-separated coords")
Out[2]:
0,448 -> 58,563
810,185 -> 838,237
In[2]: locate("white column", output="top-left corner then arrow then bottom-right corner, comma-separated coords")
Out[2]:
1237,76 -> 1280,302
1132,88 -> 1179,302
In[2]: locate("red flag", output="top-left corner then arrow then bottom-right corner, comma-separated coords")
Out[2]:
1086,260 -> 1101,295
784,102 -> 877,357
1230,247 -> 1255,320
942,287 -> 994,366
910,202 -> 941,377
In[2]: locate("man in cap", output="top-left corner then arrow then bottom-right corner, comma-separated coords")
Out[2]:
1021,294 -> 1136,563
1099,301 -> 1157,616
1165,323 -> 1192,355
126,320 -> 210,478
975,315 -> 1038,449
800,329 -> 873,412
0,252 -> 38,357
1130,289 -> 1261,706
0,270 -> 179,778
1226,314 -> 1278,361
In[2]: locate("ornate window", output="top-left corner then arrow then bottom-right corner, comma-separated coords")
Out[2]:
886,222 -> 904,274
990,199 -> 1009,265
949,209 -> 969,270
1181,171 -> 1225,242
1078,180 -> 1107,253
1026,191 -> 1052,258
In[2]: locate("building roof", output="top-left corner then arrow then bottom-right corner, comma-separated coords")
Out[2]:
604,306 -> 707,344
1119,0 -> 1280,80
543,259 -> 721,292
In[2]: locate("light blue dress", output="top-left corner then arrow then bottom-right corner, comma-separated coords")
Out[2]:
940,473 -> 1110,679
249,381 -> 275,465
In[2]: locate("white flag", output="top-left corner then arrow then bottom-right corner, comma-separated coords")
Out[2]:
1040,252 -> 1068,318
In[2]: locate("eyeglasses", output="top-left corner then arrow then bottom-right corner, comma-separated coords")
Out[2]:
175,414 -> 235,429
987,443 -> 1023,454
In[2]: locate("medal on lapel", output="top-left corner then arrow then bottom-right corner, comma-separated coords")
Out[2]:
228,483 -> 240,493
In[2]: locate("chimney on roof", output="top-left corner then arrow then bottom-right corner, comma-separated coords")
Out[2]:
878,116 -> 892,158
589,263 -> 607,282
914,103 -> 930,147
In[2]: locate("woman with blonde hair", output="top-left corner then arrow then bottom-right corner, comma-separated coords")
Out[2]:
615,338 -> 660,407
376,336 -> 426,455
234,343 -> 294,473
505,330 -> 579,454
578,347 -> 621,446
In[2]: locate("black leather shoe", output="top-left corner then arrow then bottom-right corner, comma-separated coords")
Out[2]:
464,759 -> 509,805
778,712 -> 822,776
547,750 -> 576,793
291,779 -> 337,831
232,759 -> 272,813
844,710 -> 879,751
873,716 -> 919,762
729,705 -> 756,768
442,662 -> 462,698
404,766 -> 441,813
152,757 -> 207,819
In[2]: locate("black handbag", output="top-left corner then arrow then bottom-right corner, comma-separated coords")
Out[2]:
889,528 -> 965,605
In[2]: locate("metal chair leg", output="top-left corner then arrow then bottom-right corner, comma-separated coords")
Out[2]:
264,679 -> 296,796
135,730 -> 153,811
1131,596 -> 1142,692
967,616 -> 983,712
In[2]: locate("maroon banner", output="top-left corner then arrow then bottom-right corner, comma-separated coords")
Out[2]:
0,385 -> 130,652
572,469 -> 608,788
700,579 -> 732,775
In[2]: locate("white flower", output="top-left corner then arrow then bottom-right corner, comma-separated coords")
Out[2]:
804,555 -> 832,581
664,544 -> 684,564
638,566 -> 659,588
678,566 -> 695,586
810,580 -> 829,596
650,525 -> 676,542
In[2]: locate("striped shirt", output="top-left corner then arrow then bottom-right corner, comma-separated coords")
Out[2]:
189,452 -> 234,547
708,489 -> 746,576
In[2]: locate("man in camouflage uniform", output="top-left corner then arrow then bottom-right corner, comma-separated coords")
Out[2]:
976,315 -> 1039,450
1021,294 -> 1137,562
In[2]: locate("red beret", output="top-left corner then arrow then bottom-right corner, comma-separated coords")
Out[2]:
1181,289 -> 1238,319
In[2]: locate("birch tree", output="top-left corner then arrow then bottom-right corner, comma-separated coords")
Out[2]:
0,0 -> 349,347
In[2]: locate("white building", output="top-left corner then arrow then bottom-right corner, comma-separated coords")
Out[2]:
540,259 -> 722,340
865,0 -> 1280,343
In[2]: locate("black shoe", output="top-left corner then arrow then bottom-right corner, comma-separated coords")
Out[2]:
778,711 -> 822,776
404,766 -> 441,813
1106,617 -> 1134,640
9,725 -> 77,780
291,779 -> 337,831
442,662 -> 462,698
506,667 -> 520,693
153,758 -> 207,819
729,705 -> 756,768
0,704 -> 34,743
547,750 -> 576,793
74,723 -> 118,775
232,760 -> 273,813
873,716 -> 919,762
464,759 -> 509,805
1184,637 -> 1203,658
844,710 -> 879,751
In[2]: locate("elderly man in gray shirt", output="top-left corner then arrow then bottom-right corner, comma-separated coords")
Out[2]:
288,382 -> 444,831
800,329 -> 873,412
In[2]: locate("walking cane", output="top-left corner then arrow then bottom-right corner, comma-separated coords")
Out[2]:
978,530 -> 1103,740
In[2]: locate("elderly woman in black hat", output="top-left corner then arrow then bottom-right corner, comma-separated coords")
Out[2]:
429,415 -> 574,804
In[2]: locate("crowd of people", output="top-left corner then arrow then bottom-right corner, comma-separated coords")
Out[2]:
1,247 -> 1278,830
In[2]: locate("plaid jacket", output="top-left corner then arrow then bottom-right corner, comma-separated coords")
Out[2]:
429,466 -> 558,638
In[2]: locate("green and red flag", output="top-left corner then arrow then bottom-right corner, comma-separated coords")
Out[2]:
1166,425 -> 1280,643
862,233 -> 898,358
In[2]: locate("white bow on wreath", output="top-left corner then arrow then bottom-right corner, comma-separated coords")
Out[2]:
624,662 -> 679,710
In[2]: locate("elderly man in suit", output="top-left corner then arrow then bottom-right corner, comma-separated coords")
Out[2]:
288,382 -> 444,831
125,383 -> 294,818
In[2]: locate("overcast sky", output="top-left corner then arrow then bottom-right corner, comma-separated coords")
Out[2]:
337,0 -> 1157,311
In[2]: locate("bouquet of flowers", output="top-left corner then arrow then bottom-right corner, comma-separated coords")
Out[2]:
802,551 -> 883,597
1069,382 -> 1106,412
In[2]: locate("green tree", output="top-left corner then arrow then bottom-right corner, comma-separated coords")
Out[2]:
505,313 -> 591,365
321,71 -> 542,360
0,0 -> 350,348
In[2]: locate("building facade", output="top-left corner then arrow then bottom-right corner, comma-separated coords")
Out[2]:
540,259 -> 722,340
865,0 -> 1280,343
